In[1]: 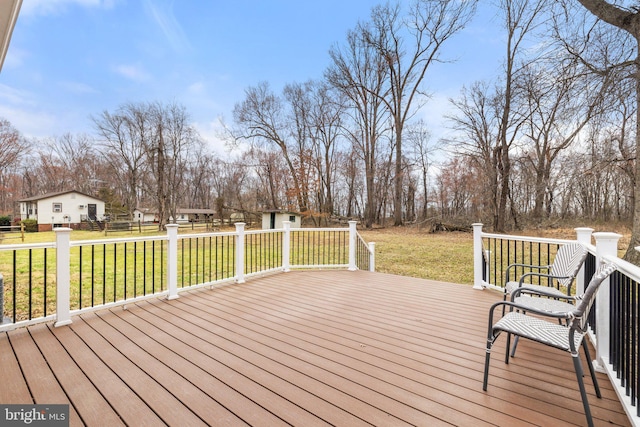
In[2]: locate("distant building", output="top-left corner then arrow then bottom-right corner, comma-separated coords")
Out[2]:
261,210 -> 302,230
133,207 -> 156,223
19,190 -> 106,231
133,207 -> 216,224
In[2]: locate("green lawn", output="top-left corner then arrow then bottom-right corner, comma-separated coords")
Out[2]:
358,228 -> 473,285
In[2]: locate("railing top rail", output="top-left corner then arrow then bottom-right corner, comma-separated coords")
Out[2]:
481,232 -> 577,246
71,235 -> 167,247
177,231 -> 237,239
290,227 -> 351,233
602,254 -> 640,283
244,229 -> 283,236
0,242 -> 56,251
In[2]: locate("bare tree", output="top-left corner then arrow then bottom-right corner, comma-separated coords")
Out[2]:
93,104 -> 150,219
447,0 -> 546,231
307,81 -> 345,222
145,102 -> 200,229
327,21 -> 390,228
518,53 -> 609,219
233,81 -> 310,214
405,119 -> 435,220
569,0 -> 640,262
0,118 -> 26,214
447,81 -> 501,225
364,0 -> 477,226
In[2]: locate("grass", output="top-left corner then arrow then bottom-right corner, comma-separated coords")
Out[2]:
358,228 -> 474,284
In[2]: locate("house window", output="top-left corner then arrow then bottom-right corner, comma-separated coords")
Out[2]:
53,203 -> 62,213
289,215 -> 296,222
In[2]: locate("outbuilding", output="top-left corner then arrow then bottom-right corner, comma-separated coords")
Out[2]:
261,210 -> 302,230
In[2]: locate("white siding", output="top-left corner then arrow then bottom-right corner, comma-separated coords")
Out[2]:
24,193 -> 105,224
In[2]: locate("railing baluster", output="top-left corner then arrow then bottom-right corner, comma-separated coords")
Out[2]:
124,242 -> 127,300
133,242 -> 137,298
43,248 -> 48,317
79,246 -> 83,310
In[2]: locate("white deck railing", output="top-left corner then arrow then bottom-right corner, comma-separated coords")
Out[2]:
0,221 -> 374,333
473,223 -> 640,427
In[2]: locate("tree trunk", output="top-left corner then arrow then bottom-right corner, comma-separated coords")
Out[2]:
394,124 -> 403,226
623,38 -> 640,264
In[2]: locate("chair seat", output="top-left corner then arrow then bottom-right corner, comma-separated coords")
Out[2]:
505,281 -> 568,297
493,312 -> 582,352
513,295 -> 576,314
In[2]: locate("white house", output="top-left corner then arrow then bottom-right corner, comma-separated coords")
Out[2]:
19,190 -> 106,231
261,210 -> 302,230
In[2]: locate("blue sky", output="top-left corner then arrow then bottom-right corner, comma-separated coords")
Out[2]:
1,0 -> 503,154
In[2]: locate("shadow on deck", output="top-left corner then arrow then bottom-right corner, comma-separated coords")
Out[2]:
0,270 -> 631,426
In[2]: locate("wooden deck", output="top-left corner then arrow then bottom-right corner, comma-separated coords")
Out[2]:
0,270 -> 631,426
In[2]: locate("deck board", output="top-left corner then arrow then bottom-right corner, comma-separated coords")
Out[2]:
1,270 -> 632,426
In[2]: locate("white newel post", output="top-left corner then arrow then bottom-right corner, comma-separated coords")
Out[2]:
166,224 -> 179,300
592,232 -> 622,372
348,220 -> 357,271
235,222 -> 246,283
368,242 -> 376,272
54,227 -> 72,327
472,223 -> 484,290
282,221 -> 291,272
574,227 -> 594,296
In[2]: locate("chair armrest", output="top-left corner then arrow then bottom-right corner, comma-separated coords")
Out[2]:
510,286 -> 577,301
516,272 -> 573,291
505,263 -> 551,281
487,300 -> 569,337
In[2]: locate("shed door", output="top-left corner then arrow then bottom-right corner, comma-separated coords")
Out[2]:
270,213 -> 276,229
88,204 -> 97,221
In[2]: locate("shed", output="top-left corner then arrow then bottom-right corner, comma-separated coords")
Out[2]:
261,210 -> 302,230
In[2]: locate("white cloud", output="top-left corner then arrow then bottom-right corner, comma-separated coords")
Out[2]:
58,81 -> 99,94
143,0 -> 191,53
3,47 -> 27,69
0,105 -> 57,138
111,64 -> 151,82
0,83 -> 37,106
187,81 -> 205,95
193,118 -> 244,156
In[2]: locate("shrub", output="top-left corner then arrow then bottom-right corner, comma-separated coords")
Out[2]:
0,216 -> 10,227
21,219 -> 38,232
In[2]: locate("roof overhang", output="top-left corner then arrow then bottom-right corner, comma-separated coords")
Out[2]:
0,0 -> 22,73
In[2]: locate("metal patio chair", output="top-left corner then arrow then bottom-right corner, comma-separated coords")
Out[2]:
483,262 -> 618,427
503,242 -> 588,304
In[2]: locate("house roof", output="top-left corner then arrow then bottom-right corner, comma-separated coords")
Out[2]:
0,0 -> 21,73
262,209 -> 301,215
134,208 -> 215,215
19,190 -> 104,203
179,208 -> 215,215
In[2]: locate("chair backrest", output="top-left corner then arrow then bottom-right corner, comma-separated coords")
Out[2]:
571,262 -> 618,332
549,243 -> 588,289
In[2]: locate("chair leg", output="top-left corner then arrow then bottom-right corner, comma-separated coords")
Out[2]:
510,336 -> 520,358
483,345 -> 492,391
572,354 -> 595,427
581,340 -> 601,398
502,293 -> 507,316
504,333 -> 511,364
